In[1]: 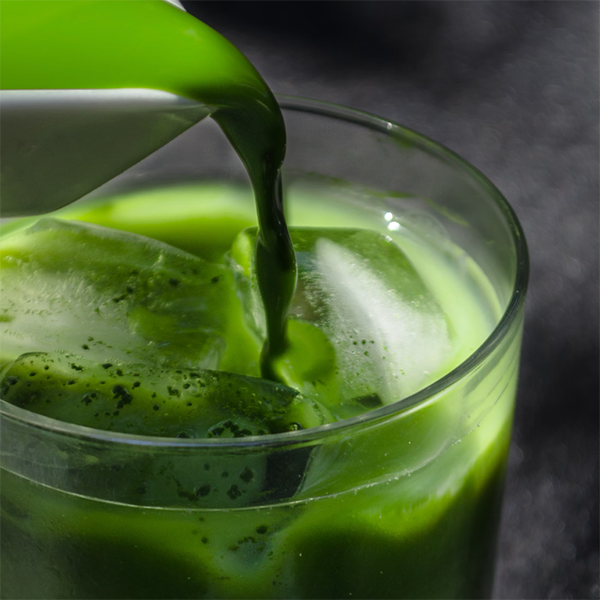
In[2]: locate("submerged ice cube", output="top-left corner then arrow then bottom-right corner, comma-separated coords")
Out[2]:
231,227 -> 452,416
0,218 -> 257,372
0,352 -> 328,437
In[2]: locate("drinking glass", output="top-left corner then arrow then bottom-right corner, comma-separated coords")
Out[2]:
0,97 -> 528,599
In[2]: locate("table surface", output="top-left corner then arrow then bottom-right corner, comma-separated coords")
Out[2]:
182,2 -> 599,598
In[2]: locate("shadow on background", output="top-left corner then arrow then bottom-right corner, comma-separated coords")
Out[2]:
186,1 -> 562,96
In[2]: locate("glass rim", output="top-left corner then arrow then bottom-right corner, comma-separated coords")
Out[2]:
0,95 -> 529,450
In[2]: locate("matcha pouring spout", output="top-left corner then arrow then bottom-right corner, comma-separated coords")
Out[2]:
0,0 -> 280,218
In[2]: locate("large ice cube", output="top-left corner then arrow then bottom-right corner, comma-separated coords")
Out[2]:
231,228 -> 452,417
0,218 -> 258,373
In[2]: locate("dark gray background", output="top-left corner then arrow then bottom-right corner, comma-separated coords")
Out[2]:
181,1 -> 599,598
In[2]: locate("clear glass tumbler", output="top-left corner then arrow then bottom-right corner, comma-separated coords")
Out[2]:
0,97 -> 528,599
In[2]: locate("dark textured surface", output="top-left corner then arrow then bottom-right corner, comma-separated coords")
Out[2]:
183,1 -> 599,598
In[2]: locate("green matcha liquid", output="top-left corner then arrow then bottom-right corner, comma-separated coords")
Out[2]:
1,0 -> 296,378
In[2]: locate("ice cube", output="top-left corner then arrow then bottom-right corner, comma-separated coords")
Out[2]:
231,228 -> 452,416
0,352 -> 329,437
0,218 -> 258,373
